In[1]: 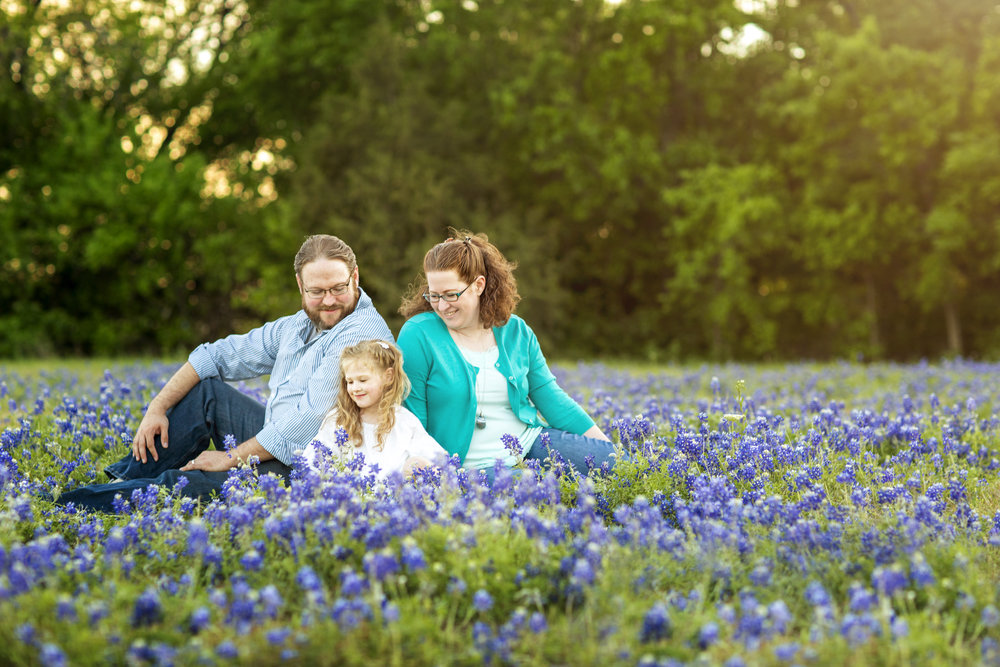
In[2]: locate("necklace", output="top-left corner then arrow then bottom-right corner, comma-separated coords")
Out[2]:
471,346 -> 489,429
475,367 -> 487,429
453,327 -> 494,429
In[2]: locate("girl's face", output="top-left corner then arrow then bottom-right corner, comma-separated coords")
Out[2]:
425,269 -> 485,333
342,359 -> 391,416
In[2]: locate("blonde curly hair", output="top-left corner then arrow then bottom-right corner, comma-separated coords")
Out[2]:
334,340 -> 410,451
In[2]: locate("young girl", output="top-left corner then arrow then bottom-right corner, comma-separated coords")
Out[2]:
302,340 -> 447,479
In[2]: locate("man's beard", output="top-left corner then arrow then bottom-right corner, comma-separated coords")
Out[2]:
303,285 -> 358,331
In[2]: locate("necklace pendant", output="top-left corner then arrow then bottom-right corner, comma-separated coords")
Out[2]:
475,413 -> 487,429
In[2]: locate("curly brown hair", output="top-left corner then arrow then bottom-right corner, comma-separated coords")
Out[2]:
398,230 -> 520,328
334,340 -> 410,451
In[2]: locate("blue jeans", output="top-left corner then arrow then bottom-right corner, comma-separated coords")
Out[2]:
57,378 -> 290,512
528,428 -> 618,474
479,427 -> 619,484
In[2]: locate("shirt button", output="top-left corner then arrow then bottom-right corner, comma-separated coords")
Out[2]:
509,376 -> 514,381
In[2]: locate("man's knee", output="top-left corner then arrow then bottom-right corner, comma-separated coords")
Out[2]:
168,378 -> 210,421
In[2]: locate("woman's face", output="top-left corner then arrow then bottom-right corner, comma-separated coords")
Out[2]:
426,269 -> 484,333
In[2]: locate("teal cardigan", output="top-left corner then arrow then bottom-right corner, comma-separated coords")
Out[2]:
397,312 -> 595,463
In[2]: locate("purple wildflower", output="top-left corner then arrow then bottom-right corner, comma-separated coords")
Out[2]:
501,433 -> 522,458
871,567 -> 907,597
699,621 -> 719,648
266,628 -> 291,645
189,607 -> 211,634
363,551 -> 400,581
774,642 -> 799,661
131,588 -> 162,628
639,602 -> 671,643
340,569 -> 365,597
527,612 -> 547,634
216,640 -> 238,659
39,644 -> 68,667
473,589 -> 494,613
401,543 -> 427,571
239,549 -> 263,572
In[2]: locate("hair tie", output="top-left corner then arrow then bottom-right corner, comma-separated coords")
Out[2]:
377,341 -> 390,350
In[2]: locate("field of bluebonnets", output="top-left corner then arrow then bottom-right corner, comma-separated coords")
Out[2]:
2,359 -> 1000,666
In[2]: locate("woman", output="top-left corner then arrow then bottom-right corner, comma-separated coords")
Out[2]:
397,231 -> 617,480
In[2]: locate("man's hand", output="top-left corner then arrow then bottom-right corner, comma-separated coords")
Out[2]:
180,451 -> 237,473
133,409 -> 169,463
131,361 -> 202,464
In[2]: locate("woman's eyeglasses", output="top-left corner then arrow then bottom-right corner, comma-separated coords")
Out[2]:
422,284 -> 472,303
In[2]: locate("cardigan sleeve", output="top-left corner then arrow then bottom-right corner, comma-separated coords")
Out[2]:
520,322 -> 595,434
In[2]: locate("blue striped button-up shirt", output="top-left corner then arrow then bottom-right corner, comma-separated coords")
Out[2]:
186,288 -> 393,465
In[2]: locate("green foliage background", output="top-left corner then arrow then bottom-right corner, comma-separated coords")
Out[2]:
5,0 -> 1000,360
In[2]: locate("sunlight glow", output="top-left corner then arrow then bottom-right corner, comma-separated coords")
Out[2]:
734,0 -> 780,13
1,0 -> 25,15
717,22 -> 770,57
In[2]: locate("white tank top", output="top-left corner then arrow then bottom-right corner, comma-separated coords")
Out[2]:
459,346 -> 541,470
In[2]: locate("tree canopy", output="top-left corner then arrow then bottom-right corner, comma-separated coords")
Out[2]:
5,0 -> 1000,360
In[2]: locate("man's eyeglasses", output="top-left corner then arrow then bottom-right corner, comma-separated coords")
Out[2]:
423,283 -> 472,303
303,280 -> 352,299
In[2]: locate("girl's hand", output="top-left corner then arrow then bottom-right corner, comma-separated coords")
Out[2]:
403,455 -> 433,477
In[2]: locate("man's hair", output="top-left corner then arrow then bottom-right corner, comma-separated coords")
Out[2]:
294,235 -> 357,276
398,229 -> 520,327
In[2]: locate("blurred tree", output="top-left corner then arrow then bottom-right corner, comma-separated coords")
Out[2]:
0,0 -> 286,355
7,0 -> 1000,360
751,0 -> 994,358
661,164 -> 788,359
909,7 -> 1000,356
282,0 -> 759,354
487,0 -> 748,356
286,17 -> 505,332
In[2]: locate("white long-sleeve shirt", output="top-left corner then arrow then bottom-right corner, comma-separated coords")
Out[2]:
301,405 -> 447,479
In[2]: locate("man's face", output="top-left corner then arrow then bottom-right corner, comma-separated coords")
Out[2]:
297,258 -> 359,330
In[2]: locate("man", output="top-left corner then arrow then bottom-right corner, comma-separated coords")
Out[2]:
57,234 -> 393,511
